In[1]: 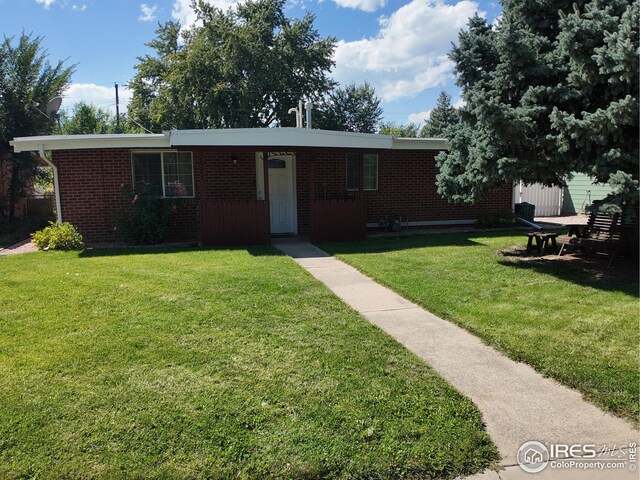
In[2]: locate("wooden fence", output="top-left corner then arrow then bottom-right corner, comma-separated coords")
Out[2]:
200,200 -> 270,246
310,198 -> 366,242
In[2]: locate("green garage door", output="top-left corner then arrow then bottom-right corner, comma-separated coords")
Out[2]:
562,173 -> 612,215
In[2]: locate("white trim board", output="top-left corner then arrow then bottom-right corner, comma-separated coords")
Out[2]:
11,133 -> 170,152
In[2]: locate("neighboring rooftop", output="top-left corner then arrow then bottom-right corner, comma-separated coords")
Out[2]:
10,128 -> 447,153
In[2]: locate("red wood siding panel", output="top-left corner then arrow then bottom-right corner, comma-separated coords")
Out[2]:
200,200 -> 269,246
310,199 -> 366,242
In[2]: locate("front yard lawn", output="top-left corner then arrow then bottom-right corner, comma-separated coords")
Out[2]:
323,231 -> 639,426
0,247 -> 497,479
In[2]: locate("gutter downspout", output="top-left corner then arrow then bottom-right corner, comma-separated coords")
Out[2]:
39,145 -> 62,224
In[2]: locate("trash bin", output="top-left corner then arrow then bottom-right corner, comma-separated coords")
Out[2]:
515,202 -> 535,222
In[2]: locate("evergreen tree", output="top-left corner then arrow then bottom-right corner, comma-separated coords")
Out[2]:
549,0 -> 639,214
0,34 -> 73,220
436,1 -> 638,214
315,82 -> 383,133
420,91 -> 459,138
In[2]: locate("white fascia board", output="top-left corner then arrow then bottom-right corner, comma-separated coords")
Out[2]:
170,128 -> 395,149
10,133 -> 170,153
10,129 -> 448,152
392,137 -> 447,150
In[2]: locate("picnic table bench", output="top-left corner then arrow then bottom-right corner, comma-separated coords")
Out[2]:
557,211 -> 636,267
525,232 -> 559,255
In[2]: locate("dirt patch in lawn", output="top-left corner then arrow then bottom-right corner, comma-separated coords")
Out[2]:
499,245 -> 639,284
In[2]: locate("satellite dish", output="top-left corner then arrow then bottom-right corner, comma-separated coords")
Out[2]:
45,97 -> 63,118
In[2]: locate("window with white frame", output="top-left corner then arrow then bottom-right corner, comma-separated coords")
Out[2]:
346,153 -> 378,191
132,151 -> 194,197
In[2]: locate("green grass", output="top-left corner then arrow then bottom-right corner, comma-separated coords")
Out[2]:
0,247 -> 498,479
323,231 -> 640,426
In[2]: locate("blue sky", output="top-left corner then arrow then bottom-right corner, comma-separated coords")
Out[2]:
0,0 -> 502,126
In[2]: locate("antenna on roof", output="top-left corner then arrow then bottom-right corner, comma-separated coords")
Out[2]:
32,96 -> 63,132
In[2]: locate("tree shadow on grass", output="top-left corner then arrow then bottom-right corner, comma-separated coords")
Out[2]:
498,246 -> 639,296
79,244 -> 284,259
321,229 -> 521,256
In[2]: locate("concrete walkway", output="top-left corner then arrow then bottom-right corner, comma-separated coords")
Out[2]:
273,239 -> 638,479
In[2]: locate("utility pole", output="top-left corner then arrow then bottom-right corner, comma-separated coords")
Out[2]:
115,82 -> 120,130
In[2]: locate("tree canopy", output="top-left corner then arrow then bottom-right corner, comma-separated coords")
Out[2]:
315,82 -> 383,133
0,33 -> 73,219
420,91 -> 459,138
127,0 -> 336,131
61,102 -> 121,135
436,0 -> 639,213
378,122 -> 420,138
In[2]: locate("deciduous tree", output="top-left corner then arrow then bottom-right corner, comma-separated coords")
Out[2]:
61,102 -> 120,135
0,33 -> 73,220
128,0 -> 335,131
378,122 -> 420,137
315,82 -> 383,133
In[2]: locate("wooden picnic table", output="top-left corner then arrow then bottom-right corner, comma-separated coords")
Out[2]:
565,223 -> 584,237
525,232 -> 559,255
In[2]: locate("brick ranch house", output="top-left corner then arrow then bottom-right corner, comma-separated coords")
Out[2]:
10,128 -> 513,245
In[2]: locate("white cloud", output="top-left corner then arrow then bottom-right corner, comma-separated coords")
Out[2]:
453,96 -> 465,109
172,0 -> 238,29
408,110 -> 430,125
332,0 -> 386,13
72,4 -> 87,12
35,0 -> 55,9
333,0 -> 481,102
139,3 -> 158,22
62,83 -> 133,115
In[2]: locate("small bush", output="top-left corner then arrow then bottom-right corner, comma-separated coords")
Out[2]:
117,185 -> 174,244
475,210 -> 518,229
32,222 -> 85,251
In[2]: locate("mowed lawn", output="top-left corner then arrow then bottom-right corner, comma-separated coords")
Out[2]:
323,231 -> 639,425
0,247 -> 497,479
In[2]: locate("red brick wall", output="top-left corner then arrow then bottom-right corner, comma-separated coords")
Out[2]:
190,148 -> 257,202
295,149 -> 512,232
52,149 -> 199,243
53,146 -> 512,243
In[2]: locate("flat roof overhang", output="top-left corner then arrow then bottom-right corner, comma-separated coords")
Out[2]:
10,128 -> 447,153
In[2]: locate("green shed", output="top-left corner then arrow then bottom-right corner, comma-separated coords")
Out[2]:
562,173 -> 613,215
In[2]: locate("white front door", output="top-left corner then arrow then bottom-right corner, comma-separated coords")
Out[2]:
268,155 -> 295,234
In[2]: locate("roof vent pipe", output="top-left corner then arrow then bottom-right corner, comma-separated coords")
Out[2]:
287,102 -> 303,128
305,101 -> 313,129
